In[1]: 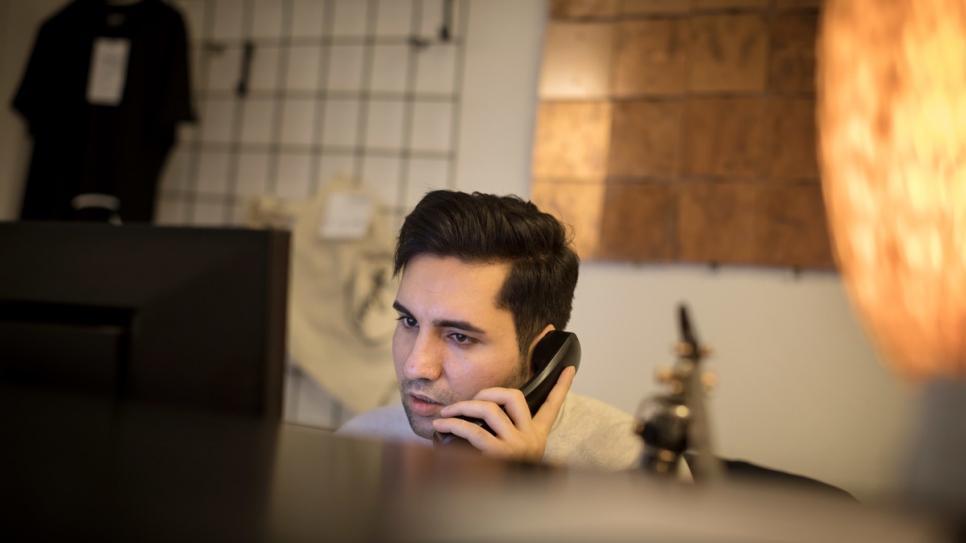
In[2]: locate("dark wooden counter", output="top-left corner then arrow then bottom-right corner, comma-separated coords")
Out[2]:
0,384 -> 947,543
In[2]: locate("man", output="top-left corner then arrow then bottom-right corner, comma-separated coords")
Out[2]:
338,190 -> 643,470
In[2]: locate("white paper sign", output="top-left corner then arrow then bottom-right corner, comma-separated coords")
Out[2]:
318,192 -> 374,240
87,38 -> 130,106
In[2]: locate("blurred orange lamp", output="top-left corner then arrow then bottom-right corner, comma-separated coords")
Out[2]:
818,0 -> 966,380
818,0 -> 966,517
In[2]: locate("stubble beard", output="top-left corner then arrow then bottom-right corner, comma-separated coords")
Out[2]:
400,355 -> 530,439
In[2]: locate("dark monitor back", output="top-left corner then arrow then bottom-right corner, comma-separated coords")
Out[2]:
0,222 -> 289,419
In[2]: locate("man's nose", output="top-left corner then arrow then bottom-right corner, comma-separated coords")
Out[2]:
403,333 -> 444,382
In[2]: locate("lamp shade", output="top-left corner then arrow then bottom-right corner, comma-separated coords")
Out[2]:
817,0 -> 966,379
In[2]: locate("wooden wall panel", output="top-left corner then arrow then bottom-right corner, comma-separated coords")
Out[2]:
612,19 -> 688,97
694,0 -> 769,8
598,182 -> 676,262
540,23 -> 615,99
534,2 -> 833,269
685,98 -> 767,177
609,101 -> 683,177
532,102 -> 612,179
531,179 -> 606,259
550,0 -> 620,19
769,13 -> 819,93
768,98 -> 819,179
756,184 -> 834,268
688,14 -> 769,93
678,181 -> 757,264
621,0 -> 691,15
776,0 -> 822,9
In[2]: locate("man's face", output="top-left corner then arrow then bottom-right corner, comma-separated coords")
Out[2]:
392,255 -> 528,439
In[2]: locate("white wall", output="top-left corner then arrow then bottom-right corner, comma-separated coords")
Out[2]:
569,265 -> 917,501
0,0 -> 918,502
453,0 -> 545,197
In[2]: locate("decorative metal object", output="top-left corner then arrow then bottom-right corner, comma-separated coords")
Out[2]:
636,305 -> 722,481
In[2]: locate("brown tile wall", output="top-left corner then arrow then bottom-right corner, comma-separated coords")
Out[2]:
531,179 -> 606,259
688,13 -> 769,93
612,19 -> 688,96
598,182 -> 677,262
609,101 -> 683,177
678,181 -> 758,264
685,98 -> 767,177
532,101 -> 613,179
534,0 -> 833,269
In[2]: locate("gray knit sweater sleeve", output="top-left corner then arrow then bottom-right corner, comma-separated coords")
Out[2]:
542,393 -> 644,471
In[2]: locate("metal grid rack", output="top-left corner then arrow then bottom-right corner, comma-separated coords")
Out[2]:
158,0 -> 468,233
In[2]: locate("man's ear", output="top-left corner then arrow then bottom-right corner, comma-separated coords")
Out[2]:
525,324 -> 556,376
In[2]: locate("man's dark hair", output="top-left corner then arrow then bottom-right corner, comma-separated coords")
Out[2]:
394,190 -> 579,360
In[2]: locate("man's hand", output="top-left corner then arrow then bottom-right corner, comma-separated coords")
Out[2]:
431,366 -> 576,462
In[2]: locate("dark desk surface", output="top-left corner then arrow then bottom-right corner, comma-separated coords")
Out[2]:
0,385 -> 949,543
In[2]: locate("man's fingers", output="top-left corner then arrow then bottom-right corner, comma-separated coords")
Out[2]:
468,387 -> 532,430
439,399 -> 517,436
531,366 -> 576,431
432,417 -> 497,448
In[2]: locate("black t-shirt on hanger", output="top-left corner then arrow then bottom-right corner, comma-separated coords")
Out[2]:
12,0 -> 195,223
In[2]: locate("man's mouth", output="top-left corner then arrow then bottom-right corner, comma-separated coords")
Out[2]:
409,393 -> 444,416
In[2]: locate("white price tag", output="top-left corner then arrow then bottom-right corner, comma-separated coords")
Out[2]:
87,37 -> 130,106
318,192 -> 374,240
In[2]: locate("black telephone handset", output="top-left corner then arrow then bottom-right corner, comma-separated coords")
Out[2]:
432,330 -> 581,448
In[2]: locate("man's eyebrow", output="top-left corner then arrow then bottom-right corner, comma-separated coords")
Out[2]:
433,319 -> 486,335
392,301 -> 411,315
391,301 -> 487,335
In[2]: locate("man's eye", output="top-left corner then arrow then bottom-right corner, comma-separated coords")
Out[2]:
451,333 -> 471,344
396,316 -> 417,328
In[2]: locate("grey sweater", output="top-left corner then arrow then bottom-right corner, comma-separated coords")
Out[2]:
336,392 -> 644,471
